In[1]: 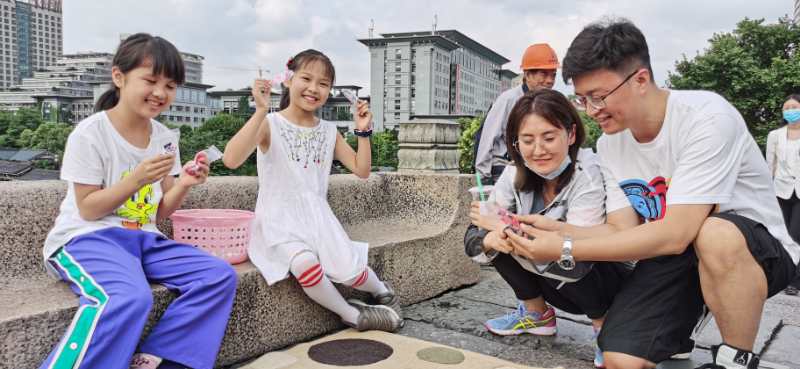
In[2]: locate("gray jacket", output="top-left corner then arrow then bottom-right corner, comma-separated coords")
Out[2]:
474,85 -> 527,180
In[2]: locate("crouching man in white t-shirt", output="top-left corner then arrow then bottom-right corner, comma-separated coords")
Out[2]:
504,19 -> 800,369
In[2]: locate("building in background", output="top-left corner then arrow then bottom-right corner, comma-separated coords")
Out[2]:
0,47 -> 220,126
795,0 -> 800,23
182,52 -> 203,84
500,69 -> 520,92
0,52 -> 110,122
359,29 -> 513,131
161,82 -> 222,128
0,0 -> 63,89
209,85 -> 367,131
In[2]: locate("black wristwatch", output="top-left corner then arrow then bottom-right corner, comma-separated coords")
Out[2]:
353,129 -> 373,137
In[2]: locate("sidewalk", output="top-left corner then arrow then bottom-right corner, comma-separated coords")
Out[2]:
234,265 -> 800,369
398,266 -> 800,369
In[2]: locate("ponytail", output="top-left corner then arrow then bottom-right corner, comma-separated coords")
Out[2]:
279,85 -> 291,110
95,86 -> 120,112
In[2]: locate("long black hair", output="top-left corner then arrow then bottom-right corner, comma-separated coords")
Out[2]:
505,89 -> 586,194
95,33 -> 185,112
279,49 -> 335,110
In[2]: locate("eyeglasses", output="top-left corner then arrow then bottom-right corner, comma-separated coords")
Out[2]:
572,69 -> 639,111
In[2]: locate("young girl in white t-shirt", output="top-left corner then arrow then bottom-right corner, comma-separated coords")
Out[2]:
223,49 -> 402,332
40,34 -> 237,369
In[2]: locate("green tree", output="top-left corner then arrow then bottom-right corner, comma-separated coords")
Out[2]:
179,114 -> 256,176
1,107 -> 45,147
16,121 -> 73,168
236,96 -> 252,120
371,129 -> 398,169
0,110 -> 12,135
580,111 -> 602,150
457,115 -> 483,173
342,130 -> 399,170
668,17 -> 800,149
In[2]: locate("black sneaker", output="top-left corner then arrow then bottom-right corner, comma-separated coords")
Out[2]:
348,282 -> 404,324
346,300 -> 402,332
785,285 -> 799,296
374,282 -> 402,319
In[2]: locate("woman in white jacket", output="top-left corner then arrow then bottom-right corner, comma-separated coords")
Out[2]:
464,89 -> 637,369
766,93 -> 800,295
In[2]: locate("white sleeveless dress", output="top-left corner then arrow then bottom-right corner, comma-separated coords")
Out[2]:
248,113 -> 369,285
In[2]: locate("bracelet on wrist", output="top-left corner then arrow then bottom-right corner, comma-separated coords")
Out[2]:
353,128 -> 373,137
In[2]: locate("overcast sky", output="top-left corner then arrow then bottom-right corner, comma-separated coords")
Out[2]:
64,0 -> 793,95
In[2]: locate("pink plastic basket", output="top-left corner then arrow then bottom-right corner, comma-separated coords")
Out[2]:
170,209 -> 255,264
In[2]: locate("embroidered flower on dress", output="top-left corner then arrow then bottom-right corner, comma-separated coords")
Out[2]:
278,121 -> 327,169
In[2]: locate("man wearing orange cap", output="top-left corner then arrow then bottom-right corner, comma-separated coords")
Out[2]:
475,43 -> 559,184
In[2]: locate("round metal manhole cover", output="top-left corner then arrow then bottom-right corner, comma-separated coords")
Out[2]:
307,338 -> 393,366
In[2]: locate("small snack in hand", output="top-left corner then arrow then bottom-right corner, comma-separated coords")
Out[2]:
187,145 -> 223,176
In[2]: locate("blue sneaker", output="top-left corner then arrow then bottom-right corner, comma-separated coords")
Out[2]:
484,303 -> 557,336
593,327 -> 604,368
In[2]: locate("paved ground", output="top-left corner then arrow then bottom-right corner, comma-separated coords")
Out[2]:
233,266 -> 800,369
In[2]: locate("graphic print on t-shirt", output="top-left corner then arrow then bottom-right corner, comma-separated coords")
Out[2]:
620,176 -> 669,221
115,170 -> 158,229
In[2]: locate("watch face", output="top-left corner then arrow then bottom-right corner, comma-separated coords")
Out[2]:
559,258 -> 576,271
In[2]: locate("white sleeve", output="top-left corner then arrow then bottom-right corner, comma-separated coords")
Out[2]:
666,113 -> 739,205
475,96 -> 509,179
766,130 -> 777,178
60,129 -> 105,185
565,170 -> 607,227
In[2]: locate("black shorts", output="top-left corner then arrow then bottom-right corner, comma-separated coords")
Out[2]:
598,212 -> 798,363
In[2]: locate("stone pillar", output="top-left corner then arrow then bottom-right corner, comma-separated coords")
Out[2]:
397,119 -> 460,173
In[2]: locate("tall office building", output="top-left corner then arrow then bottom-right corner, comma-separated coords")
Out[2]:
0,0 -> 63,89
359,30 -> 513,131
795,0 -> 799,24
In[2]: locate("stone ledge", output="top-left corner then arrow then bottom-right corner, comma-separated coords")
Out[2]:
0,173 -> 479,368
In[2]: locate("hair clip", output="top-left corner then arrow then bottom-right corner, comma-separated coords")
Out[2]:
271,70 -> 293,85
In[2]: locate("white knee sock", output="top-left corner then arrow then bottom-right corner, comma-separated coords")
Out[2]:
346,267 -> 389,296
290,252 -> 359,324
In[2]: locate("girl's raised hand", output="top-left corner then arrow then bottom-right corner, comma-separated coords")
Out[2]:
354,100 -> 372,131
252,79 -> 272,110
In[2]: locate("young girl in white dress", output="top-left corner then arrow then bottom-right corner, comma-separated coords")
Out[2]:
223,49 -> 402,331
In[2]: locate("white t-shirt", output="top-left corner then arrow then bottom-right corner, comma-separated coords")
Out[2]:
597,90 -> 800,265
43,111 -> 182,272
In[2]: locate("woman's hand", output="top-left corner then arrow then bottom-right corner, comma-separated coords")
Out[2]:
514,213 -> 564,232
504,224 -> 563,262
483,230 -> 514,254
469,201 -> 504,232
